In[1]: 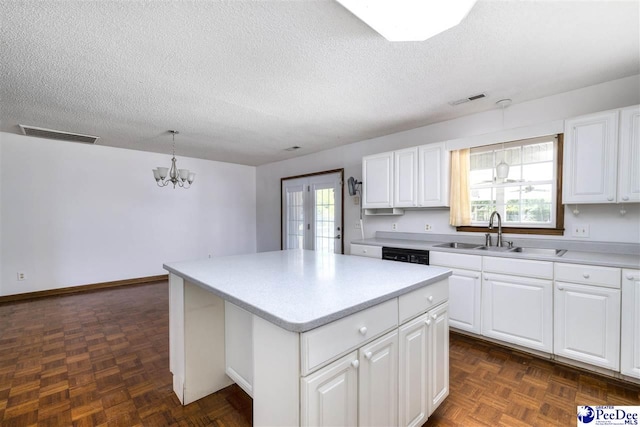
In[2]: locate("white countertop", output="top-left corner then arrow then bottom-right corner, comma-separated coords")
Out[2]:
164,250 -> 451,333
352,237 -> 640,269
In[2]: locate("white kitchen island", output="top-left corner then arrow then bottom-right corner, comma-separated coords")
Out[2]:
164,250 -> 451,427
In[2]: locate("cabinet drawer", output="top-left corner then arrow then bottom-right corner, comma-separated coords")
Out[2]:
350,244 -> 382,259
301,298 -> 397,375
399,279 -> 448,323
430,251 -> 482,270
483,256 -> 553,279
555,263 -> 621,289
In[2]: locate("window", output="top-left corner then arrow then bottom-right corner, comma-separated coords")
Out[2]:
457,135 -> 564,235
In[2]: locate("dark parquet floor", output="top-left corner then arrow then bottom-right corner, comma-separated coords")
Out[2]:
0,281 -> 638,426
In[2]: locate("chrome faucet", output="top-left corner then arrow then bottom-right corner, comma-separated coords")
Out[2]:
488,211 -> 503,247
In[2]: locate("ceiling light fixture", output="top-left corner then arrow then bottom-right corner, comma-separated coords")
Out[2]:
152,130 -> 195,189
336,0 -> 477,42
495,99 -> 512,180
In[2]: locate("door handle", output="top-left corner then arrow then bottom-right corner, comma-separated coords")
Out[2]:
334,234 -> 341,239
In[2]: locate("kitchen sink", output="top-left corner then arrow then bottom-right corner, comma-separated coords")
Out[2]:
510,247 -> 567,256
474,246 -> 514,252
433,242 -> 567,257
433,242 -> 481,249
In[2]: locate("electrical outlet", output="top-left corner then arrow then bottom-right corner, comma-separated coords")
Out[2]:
392,223 -> 397,230
17,272 -> 26,281
355,222 -> 361,230
424,224 -> 432,232
572,223 -> 590,238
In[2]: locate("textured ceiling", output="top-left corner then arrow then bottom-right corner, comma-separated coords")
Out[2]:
1,0 -> 638,166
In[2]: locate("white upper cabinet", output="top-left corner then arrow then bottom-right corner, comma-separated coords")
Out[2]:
618,105 -> 640,203
418,142 -> 450,207
363,142 -> 450,211
363,151 -> 394,208
563,104 -> 640,204
563,109 -> 619,204
394,147 -> 418,207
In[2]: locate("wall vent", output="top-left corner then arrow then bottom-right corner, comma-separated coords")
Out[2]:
19,125 -> 100,144
449,93 -> 487,106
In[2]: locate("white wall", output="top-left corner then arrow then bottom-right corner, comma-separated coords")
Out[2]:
0,133 -> 257,296
256,75 -> 640,252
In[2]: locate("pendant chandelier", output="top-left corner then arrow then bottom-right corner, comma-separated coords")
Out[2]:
152,130 -> 195,189
495,99 -> 511,180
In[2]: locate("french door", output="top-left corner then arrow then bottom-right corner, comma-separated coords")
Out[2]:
281,170 -> 343,254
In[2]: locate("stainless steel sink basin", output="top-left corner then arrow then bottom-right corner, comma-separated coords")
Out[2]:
474,246 -> 514,252
433,242 -> 481,249
433,242 -> 567,257
510,247 -> 567,256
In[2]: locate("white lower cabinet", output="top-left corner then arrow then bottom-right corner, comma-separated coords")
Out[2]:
301,298 -> 449,427
554,281 -> 621,370
399,303 -> 449,427
430,252 -> 481,334
621,269 -> 640,379
554,263 -> 621,371
301,351 -> 359,427
444,268 -> 481,334
302,331 -> 399,427
482,273 -> 553,353
359,331 -> 399,427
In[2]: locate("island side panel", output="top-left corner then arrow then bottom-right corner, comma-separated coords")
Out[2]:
253,315 -> 300,427
183,280 -> 233,404
169,273 -> 185,403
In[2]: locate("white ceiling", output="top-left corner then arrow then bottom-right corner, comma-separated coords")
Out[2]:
1,1 -> 638,166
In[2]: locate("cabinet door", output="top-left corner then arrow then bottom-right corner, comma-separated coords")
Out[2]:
563,110 -> 619,203
621,270 -> 640,378
301,351 -> 358,427
363,152 -> 393,208
618,105 -> 640,203
427,303 -> 449,416
394,147 -> 418,207
418,143 -> 450,207
359,331 -> 398,427
445,267 -> 481,334
554,282 -> 620,370
398,313 -> 428,427
482,273 -> 553,352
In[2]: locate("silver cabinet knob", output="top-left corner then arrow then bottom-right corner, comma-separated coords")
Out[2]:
351,360 -> 360,369
364,351 -> 373,360
583,273 -> 590,279
359,326 -> 368,335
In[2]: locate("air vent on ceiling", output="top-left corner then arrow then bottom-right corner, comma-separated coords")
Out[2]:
449,93 -> 487,106
19,125 -> 100,144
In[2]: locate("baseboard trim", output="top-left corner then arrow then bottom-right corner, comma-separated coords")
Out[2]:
0,274 -> 169,304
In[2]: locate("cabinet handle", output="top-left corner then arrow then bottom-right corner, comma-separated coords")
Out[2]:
484,276 -> 489,281
425,319 -> 432,326
583,273 -> 590,279
558,286 -> 564,291
363,249 -> 367,253
475,274 -> 480,279
427,295 -> 434,302
351,360 -> 360,369
623,195 -> 629,201
431,314 -> 437,320
364,351 -> 373,360
359,326 -> 368,335
607,196 -> 614,201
